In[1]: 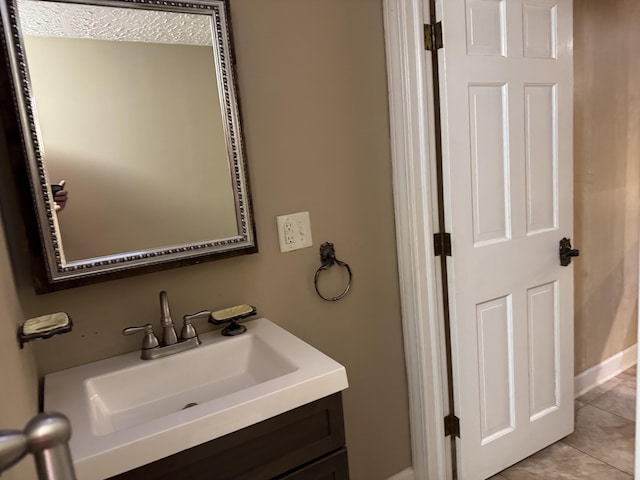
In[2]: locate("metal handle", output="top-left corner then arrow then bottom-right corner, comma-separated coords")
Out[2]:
183,311 -> 211,324
181,311 -> 210,341
0,430 -> 26,472
559,237 -> 580,266
122,325 -> 151,335
0,412 -> 77,480
122,324 -> 159,349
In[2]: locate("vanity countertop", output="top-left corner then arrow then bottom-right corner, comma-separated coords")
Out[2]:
44,318 -> 348,480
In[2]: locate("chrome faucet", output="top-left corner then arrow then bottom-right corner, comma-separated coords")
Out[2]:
123,291 -> 209,360
159,290 -> 178,346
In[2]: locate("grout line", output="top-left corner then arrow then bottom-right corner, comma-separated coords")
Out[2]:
501,370 -> 636,479
577,372 -> 636,410
568,368 -> 636,476
559,441 -> 633,477
576,380 -> 622,405
586,403 -> 636,424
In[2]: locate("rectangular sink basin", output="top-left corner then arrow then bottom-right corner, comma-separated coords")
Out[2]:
44,318 -> 348,480
86,335 -> 297,436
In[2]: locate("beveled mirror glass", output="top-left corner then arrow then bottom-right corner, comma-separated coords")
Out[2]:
0,0 -> 256,290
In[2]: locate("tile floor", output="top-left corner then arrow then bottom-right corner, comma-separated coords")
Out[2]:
490,366 -> 636,480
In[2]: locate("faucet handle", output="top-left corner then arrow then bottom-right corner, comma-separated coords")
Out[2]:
181,311 -> 211,341
122,324 -> 160,349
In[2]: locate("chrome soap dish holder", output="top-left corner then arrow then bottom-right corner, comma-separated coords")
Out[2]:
209,305 -> 257,336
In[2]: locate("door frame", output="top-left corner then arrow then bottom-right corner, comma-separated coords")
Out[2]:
382,0 -> 451,478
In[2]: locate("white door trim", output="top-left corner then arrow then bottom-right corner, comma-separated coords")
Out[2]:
382,1 -> 450,479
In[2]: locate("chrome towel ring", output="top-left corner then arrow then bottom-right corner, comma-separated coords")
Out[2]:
314,242 -> 352,302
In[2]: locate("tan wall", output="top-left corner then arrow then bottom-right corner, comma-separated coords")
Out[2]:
574,0 -> 640,373
0,210 -> 38,480
10,1 -> 412,479
24,37 -> 237,261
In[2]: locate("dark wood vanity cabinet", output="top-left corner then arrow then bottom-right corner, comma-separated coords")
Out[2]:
108,393 -> 349,480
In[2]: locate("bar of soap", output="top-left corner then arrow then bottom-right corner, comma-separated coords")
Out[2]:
23,312 -> 70,335
211,304 -> 255,321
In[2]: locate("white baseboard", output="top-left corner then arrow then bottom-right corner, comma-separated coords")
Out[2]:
574,344 -> 637,398
387,467 -> 415,480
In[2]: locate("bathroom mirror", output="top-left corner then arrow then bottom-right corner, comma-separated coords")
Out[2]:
0,0 -> 256,292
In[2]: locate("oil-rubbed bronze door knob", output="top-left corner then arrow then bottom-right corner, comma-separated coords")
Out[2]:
559,237 -> 580,266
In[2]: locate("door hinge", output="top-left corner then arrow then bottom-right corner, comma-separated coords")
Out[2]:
424,22 -> 443,51
433,232 -> 452,257
444,414 -> 460,438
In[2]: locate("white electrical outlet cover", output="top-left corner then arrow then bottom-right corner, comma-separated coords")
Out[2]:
276,212 -> 313,253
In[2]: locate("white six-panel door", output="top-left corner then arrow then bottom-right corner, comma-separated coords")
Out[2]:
436,0 -> 574,478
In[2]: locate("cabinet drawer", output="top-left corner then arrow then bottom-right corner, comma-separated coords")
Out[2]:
109,393 -> 345,480
276,448 -> 349,480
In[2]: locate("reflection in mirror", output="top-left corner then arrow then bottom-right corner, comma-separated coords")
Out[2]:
2,0 -> 256,289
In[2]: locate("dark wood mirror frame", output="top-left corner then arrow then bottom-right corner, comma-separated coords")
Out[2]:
0,0 -> 257,294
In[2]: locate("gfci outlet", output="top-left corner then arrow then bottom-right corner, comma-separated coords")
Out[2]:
276,211 -> 313,252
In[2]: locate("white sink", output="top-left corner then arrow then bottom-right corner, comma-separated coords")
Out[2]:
85,333 -> 297,436
44,318 -> 348,480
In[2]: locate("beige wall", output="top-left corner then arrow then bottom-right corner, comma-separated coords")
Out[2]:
24,37 -> 237,261
0,210 -> 38,479
9,1 -> 412,479
574,0 -> 640,373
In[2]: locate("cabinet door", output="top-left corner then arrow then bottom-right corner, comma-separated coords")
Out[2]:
109,394 -> 346,480
276,448 -> 349,480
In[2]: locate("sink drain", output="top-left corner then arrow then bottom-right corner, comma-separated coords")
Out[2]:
181,402 -> 198,410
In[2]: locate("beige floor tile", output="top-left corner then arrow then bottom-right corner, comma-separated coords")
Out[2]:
590,380 -> 636,421
563,405 -> 635,474
577,376 -> 624,404
623,376 -> 637,390
618,369 -> 637,384
499,442 -> 632,480
487,475 -> 509,480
